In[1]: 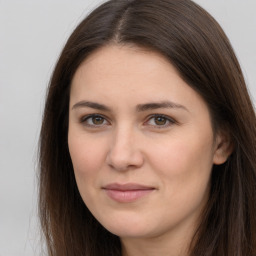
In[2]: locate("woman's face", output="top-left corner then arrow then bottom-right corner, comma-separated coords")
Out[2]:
68,45 -> 225,243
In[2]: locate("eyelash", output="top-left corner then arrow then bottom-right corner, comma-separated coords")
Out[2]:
80,114 -> 176,129
145,114 -> 176,128
80,114 -> 110,128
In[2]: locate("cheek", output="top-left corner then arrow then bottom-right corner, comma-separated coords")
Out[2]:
150,138 -> 212,172
68,132 -> 110,211
146,137 -> 213,225
148,132 -> 214,197
68,133 -> 107,185
166,123 -> 213,166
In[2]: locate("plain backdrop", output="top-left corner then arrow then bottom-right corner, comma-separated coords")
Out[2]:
0,1 -> 255,255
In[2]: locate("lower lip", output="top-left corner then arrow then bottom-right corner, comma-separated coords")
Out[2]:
104,189 -> 154,203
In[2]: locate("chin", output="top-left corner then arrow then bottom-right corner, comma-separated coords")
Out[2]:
108,226 -> 151,239
99,215 -> 158,239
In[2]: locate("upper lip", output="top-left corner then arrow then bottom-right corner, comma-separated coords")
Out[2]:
102,183 -> 155,191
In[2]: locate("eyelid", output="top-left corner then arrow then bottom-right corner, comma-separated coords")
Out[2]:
144,114 -> 177,128
80,114 -> 110,127
79,113 -> 177,129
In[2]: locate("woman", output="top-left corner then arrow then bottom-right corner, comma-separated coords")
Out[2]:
39,0 -> 256,255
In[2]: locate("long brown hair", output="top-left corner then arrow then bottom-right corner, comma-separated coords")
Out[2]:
39,0 -> 256,255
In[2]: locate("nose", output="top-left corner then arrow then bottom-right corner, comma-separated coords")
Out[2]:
106,127 -> 144,171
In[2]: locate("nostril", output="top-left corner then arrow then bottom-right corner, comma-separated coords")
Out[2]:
106,130 -> 144,171
106,146 -> 144,171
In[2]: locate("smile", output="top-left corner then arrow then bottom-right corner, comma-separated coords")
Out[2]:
102,183 -> 156,203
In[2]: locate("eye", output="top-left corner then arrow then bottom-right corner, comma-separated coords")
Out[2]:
146,114 -> 176,128
81,114 -> 109,127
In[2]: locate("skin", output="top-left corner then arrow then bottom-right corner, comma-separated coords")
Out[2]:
68,44 -> 230,256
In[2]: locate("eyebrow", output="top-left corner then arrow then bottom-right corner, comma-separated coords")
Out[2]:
71,100 -> 188,112
136,101 -> 188,112
72,101 -> 111,111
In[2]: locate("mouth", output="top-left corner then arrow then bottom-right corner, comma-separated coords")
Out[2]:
102,183 -> 156,203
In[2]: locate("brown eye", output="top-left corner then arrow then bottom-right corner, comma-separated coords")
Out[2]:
82,115 -> 109,127
146,114 -> 176,128
154,116 -> 167,126
92,116 -> 105,125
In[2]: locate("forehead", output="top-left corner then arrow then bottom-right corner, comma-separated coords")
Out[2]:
70,44 -> 208,114
72,44 -> 175,83
72,45 -> 182,93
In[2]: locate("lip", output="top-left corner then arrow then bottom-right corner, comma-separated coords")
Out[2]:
102,183 -> 156,203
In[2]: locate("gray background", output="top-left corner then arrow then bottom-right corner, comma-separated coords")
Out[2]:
0,1 -> 255,255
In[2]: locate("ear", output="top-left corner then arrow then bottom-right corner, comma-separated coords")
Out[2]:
213,130 -> 233,165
